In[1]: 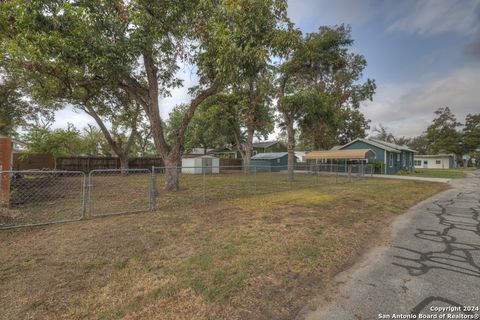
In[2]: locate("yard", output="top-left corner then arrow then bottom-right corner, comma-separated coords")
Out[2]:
397,168 -> 468,179
0,175 -> 446,320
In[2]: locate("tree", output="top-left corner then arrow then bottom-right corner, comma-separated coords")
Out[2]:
276,25 -> 374,181
371,124 -> 396,143
1,0 -> 290,190
132,120 -> 156,157
408,135 -> 428,154
73,89 -> 141,169
297,29 -> 375,151
463,113 -> 480,153
0,76 -> 51,136
23,123 -> 85,158
425,107 -> 461,155
81,124 -> 113,157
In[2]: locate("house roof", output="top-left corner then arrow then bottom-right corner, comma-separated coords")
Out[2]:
252,141 -> 279,149
305,149 -> 375,160
368,138 -> 417,153
208,147 -> 235,153
251,152 -> 288,160
330,145 -> 342,150
341,138 -> 417,153
415,154 -> 455,158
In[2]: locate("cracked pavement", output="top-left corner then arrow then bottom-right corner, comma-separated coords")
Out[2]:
303,170 -> 480,320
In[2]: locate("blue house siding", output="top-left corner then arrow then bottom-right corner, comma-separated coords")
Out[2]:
340,141 -> 385,164
251,154 -> 290,172
340,139 -> 415,174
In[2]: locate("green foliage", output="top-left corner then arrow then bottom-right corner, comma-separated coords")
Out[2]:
23,123 -> 85,158
278,25 -> 374,151
408,135 -> 429,154
81,124 -> 114,157
0,77 -> 52,136
463,113 -> 480,152
425,107 -> 462,155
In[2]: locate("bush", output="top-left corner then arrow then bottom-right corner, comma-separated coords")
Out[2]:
369,162 -> 384,174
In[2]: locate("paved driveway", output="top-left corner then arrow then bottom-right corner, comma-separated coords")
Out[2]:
303,170 -> 480,320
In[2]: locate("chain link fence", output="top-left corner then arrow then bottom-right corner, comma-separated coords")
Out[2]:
0,163 -> 374,229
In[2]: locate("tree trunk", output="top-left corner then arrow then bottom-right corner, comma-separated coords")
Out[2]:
286,119 -> 295,182
119,153 -> 129,174
164,155 -> 180,191
243,126 -> 255,173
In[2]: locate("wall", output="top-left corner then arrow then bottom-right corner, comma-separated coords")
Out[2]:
414,157 -> 452,169
340,141 -> 385,163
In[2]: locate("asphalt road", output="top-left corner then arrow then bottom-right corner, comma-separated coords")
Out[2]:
303,170 -> 480,320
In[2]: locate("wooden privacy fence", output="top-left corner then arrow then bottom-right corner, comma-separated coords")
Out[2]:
56,157 -> 165,172
218,158 -> 242,168
13,153 -> 55,170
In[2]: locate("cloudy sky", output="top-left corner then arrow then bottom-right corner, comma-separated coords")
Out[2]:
288,0 -> 480,137
54,0 -> 480,138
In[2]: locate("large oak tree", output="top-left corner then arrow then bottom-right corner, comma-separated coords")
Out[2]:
1,0 -> 291,190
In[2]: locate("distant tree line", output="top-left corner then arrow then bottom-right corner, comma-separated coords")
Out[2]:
372,107 -> 480,166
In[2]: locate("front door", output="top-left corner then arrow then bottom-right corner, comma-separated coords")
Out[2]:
423,160 -> 428,168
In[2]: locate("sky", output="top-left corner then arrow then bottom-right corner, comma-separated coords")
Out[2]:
287,0 -> 480,137
53,0 -> 480,139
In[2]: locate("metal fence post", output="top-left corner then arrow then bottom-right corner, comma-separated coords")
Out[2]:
150,166 -> 157,211
253,165 -> 257,193
88,171 -> 93,217
202,168 -> 206,204
81,173 -> 87,219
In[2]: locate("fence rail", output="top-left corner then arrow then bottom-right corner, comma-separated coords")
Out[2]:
0,163 -> 374,229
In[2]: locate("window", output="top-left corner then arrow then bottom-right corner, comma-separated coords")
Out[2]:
436,160 -> 441,165
277,158 -> 280,164
389,154 -> 393,167
414,160 -> 421,166
397,154 -> 400,161
402,154 -> 406,167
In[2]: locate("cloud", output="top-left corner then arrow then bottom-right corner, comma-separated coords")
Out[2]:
387,0 -> 479,36
287,0 -> 383,29
361,67 -> 480,137
464,32 -> 480,61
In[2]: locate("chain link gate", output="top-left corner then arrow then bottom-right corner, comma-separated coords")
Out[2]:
88,169 -> 153,217
0,171 -> 86,229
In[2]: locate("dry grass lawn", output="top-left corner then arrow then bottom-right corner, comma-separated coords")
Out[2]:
0,177 -> 446,320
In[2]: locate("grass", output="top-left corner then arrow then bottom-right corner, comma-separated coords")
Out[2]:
397,168 -> 468,179
0,175 -> 446,320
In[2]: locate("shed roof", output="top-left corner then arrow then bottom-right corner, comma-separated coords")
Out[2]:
251,152 -> 288,160
305,149 -> 375,160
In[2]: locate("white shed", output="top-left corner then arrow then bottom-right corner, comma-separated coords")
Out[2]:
181,155 -> 220,174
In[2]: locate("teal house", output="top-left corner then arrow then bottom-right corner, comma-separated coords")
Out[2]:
340,138 -> 417,174
250,152 -> 291,172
